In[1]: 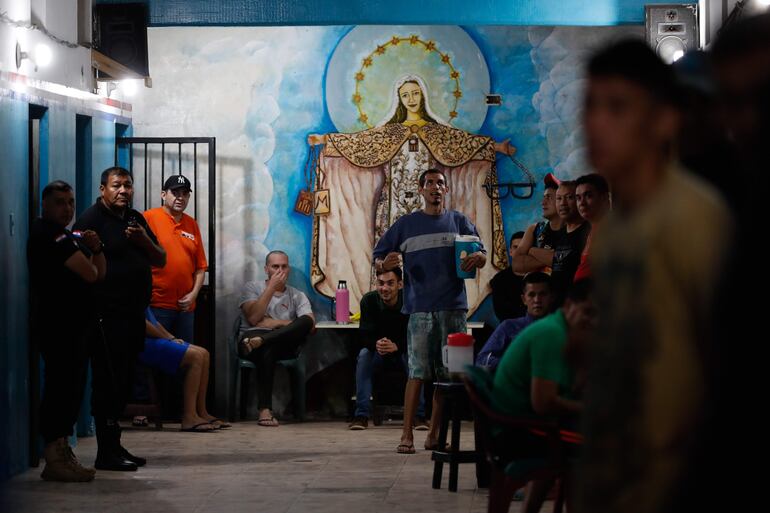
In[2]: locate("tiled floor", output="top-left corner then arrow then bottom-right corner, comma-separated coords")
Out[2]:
0,420 -> 541,513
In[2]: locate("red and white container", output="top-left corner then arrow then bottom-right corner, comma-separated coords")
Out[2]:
442,333 -> 474,374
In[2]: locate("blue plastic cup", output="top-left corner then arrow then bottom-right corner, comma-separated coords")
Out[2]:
455,235 -> 482,279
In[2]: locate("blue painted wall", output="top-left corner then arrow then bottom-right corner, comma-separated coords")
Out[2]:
0,91 -> 128,480
0,95 -> 31,481
96,0 -> 679,26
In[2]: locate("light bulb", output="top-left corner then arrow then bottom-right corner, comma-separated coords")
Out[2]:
35,44 -> 52,67
121,80 -> 138,96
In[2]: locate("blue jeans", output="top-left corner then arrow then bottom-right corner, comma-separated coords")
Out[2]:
354,348 -> 425,419
150,307 -> 195,343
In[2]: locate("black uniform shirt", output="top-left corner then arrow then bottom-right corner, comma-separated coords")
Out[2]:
73,198 -> 159,313
27,218 -> 92,326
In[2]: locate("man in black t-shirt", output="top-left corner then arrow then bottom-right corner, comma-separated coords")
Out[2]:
349,268 -> 426,430
549,181 -> 591,302
512,173 -> 564,277
516,180 -> 591,304
74,167 -> 166,472
28,180 -> 106,481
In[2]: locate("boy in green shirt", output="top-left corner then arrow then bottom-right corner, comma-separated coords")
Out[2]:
491,279 -> 595,512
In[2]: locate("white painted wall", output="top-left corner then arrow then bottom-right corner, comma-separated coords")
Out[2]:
1,0 -> 92,92
42,0 -> 78,43
700,0 -> 744,47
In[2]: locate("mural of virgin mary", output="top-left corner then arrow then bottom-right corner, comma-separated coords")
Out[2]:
308,74 -> 513,315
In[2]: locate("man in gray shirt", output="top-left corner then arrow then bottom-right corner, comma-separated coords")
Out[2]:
239,250 -> 314,426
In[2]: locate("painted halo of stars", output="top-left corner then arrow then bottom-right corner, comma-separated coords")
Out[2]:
352,34 -> 462,128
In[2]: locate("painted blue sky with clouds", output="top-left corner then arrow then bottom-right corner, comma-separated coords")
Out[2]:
133,24 -> 640,323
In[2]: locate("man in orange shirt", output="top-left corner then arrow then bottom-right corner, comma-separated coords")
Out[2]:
143,175 -> 207,344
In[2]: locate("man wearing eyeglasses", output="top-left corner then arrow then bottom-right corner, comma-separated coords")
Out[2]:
142,175 -> 207,345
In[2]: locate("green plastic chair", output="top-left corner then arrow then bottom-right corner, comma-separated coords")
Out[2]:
230,316 -> 306,422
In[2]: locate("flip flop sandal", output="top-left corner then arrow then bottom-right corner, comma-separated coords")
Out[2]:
237,338 -> 253,358
396,444 -> 416,454
180,422 -> 216,432
238,337 -> 264,358
257,417 -> 279,427
207,418 -> 232,429
132,416 -> 149,427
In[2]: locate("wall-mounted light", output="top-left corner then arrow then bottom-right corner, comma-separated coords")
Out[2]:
15,41 -> 27,69
35,44 -> 52,67
120,79 -> 138,96
15,41 -> 53,71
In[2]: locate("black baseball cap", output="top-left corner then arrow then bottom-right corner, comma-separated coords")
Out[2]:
163,174 -> 192,192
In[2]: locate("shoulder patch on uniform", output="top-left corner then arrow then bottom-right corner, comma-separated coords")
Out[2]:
180,231 -> 195,241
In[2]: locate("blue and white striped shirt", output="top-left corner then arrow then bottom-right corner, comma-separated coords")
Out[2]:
373,210 -> 485,314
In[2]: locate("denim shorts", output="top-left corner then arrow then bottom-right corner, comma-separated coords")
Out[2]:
406,310 -> 467,380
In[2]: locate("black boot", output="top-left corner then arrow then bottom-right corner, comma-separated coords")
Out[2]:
118,446 -> 146,467
94,420 -> 137,472
112,420 -> 147,466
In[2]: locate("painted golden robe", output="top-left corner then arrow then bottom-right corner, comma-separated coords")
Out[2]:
311,122 -> 507,315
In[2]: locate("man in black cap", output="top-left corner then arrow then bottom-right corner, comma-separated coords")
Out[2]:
74,167 -> 166,471
28,180 -> 106,481
143,175 -> 207,346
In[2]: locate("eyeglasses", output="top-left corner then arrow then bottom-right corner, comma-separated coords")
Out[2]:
483,155 -> 536,200
483,181 -> 534,200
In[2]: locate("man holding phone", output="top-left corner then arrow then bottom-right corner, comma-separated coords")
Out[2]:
74,167 -> 165,472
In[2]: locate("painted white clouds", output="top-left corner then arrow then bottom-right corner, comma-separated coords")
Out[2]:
130,26 -> 329,294
528,26 -> 643,179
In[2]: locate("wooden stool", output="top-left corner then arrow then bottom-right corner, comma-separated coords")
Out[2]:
431,381 -> 481,492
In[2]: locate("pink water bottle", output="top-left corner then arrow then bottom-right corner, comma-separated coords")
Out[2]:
335,280 -> 350,324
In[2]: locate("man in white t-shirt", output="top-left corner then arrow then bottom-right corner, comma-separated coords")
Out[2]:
239,250 -> 315,426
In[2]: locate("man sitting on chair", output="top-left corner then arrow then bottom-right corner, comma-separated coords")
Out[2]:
239,250 -> 315,426
349,268 -> 427,430
491,279 -> 595,513
476,272 -> 554,371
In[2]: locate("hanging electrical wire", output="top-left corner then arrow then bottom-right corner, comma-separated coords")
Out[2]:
0,10 -> 83,50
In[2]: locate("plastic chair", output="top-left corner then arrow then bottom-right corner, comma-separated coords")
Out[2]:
463,366 -> 569,513
230,316 -> 306,422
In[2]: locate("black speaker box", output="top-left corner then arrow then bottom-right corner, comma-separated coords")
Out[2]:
645,4 -> 699,63
94,3 -> 149,77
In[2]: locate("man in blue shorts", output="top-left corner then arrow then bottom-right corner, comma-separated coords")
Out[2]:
374,168 -> 487,454
140,309 -> 226,432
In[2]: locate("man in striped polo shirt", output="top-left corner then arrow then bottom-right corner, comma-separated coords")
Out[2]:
374,169 -> 486,454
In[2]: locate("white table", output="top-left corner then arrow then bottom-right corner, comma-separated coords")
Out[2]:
317,320 -> 484,335
315,321 -> 360,329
